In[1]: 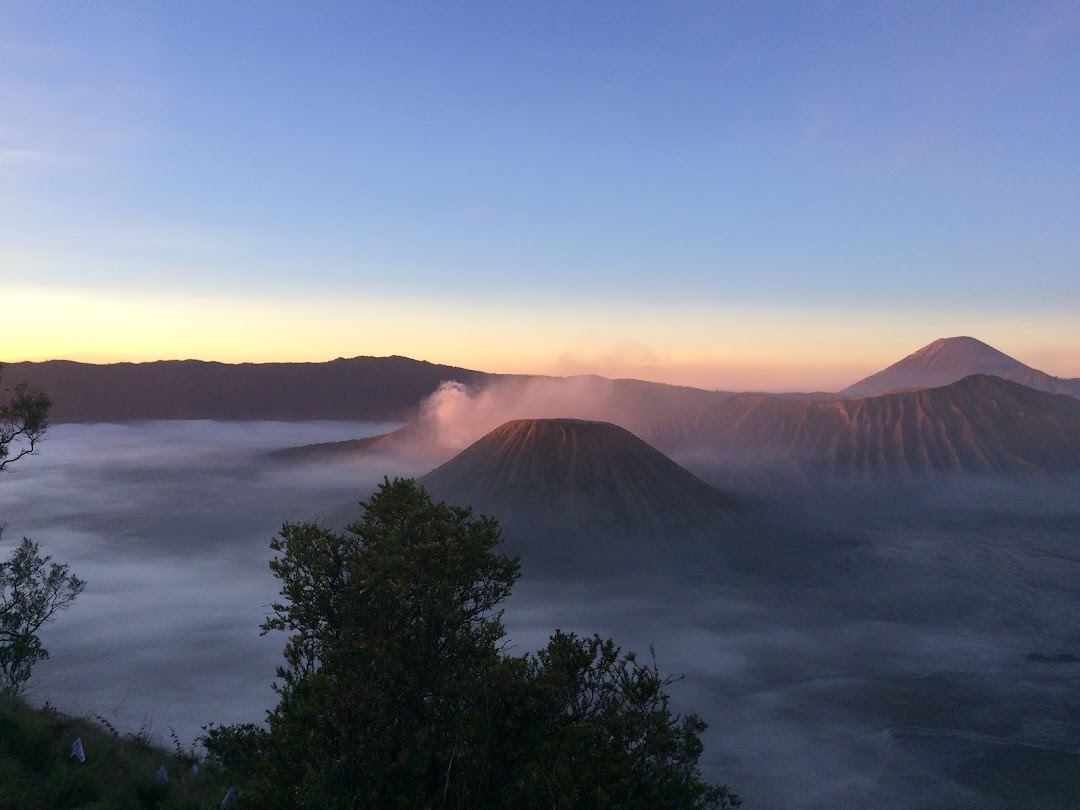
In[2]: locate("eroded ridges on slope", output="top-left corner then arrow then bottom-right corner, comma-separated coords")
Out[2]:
420,418 -> 739,541
651,375 -> 1080,486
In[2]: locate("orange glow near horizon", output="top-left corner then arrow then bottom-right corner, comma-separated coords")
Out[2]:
4,286 -> 1080,393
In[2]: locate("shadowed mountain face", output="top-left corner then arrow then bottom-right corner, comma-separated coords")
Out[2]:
652,375 -> 1080,488
420,419 -> 744,574
1,356 -> 499,422
842,336 -> 1080,398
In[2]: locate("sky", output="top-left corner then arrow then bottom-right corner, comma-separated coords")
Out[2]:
2,1 -> 1078,391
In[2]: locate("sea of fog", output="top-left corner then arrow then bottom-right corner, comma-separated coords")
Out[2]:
1,421 -> 1077,809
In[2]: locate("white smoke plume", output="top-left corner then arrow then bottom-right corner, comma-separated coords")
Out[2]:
415,376 -> 625,451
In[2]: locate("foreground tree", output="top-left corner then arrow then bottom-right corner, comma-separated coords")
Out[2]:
206,478 -> 739,808
502,632 -> 735,809
0,370 -> 84,695
0,538 -> 85,694
0,367 -> 50,473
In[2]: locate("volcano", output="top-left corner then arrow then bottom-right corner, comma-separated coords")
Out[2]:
842,337 -> 1080,398
419,419 -> 741,573
652,375 -> 1080,488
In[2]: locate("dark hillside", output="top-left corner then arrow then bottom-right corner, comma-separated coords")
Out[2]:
0,695 -> 232,808
1,356 -> 499,422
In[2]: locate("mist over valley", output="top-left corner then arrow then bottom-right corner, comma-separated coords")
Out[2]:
2,337 -> 1079,807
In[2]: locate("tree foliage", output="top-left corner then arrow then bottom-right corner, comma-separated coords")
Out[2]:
205,477 -> 739,808
0,537 -> 85,695
502,632 -> 735,809
0,370 -> 84,695
0,366 -> 51,473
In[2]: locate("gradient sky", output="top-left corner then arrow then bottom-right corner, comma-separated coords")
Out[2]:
2,2 -> 1078,391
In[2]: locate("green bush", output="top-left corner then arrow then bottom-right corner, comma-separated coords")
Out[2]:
205,478 -> 740,808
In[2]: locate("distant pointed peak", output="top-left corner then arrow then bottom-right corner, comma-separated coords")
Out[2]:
911,336 -> 1008,358
930,336 -> 982,344
841,336 -> 1044,397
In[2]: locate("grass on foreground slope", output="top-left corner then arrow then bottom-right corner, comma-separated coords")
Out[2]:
0,695 -> 233,810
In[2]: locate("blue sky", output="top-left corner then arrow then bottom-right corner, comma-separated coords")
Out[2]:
2,2 -> 1078,389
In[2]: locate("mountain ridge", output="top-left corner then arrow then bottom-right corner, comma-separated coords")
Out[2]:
2,357 -> 737,424
653,374 -> 1080,488
1,356 -> 502,422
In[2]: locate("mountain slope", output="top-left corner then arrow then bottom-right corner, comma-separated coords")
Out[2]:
652,375 -> 1080,487
842,337 -> 1080,398
420,419 -> 741,572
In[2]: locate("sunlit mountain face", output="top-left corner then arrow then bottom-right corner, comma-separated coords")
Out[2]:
842,336 -> 1080,399
649,374 -> 1080,490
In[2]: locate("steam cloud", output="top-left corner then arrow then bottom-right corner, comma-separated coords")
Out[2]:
417,377 -> 625,450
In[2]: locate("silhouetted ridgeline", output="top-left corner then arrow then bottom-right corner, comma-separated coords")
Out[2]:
8,336 -> 1080,426
1,356 -> 501,422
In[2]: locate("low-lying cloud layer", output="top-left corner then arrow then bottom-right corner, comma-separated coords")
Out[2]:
1,421 -> 1077,808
